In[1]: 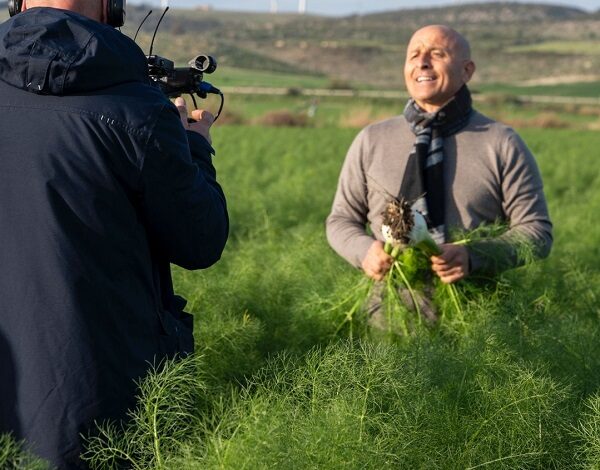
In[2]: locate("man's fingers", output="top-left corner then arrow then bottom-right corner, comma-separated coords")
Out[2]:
364,259 -> 391,281
434,265 -> 466,284
174,97 -> 188,126
439,271 -> 464,284
431,251 -> 458,266
191,109 -> 215,125
431,260 -> 450,273
372,257 -> 392,274
361,240 -> 394,281
432,261 -> 462,274
174,97 -> 187,112
366,266 -> 387,281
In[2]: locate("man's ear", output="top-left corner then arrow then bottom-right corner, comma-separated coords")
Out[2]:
463,60 -> 476,83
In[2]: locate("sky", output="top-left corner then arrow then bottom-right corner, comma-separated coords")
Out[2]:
142,0 -> 600,15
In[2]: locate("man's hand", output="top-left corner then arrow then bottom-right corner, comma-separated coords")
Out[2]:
174,97 -> 214,144
361,240 -> 393,281
431,244 -> 470,284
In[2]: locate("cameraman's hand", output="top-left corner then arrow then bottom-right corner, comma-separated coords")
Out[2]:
174,97 -> 214,144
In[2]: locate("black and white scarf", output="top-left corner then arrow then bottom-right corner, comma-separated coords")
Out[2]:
400,85 -> 473,243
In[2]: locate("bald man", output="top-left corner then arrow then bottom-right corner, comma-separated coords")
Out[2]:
0,0 -> 228,467
327,25 -> 551,291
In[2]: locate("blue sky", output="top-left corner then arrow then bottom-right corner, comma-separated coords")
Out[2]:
142,0 -> 600,15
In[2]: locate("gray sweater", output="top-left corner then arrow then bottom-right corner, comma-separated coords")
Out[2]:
326,111 -> 552,274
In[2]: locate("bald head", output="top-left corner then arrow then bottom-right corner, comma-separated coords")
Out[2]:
404,25 -> 476,113
412,25 -> 471,61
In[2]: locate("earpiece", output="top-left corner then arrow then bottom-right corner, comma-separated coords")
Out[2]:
8,0 -> 125,27
106,0 -> 125,27
8,0 -> 23,17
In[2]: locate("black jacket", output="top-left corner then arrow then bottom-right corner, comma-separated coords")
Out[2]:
0,7 -> 228,468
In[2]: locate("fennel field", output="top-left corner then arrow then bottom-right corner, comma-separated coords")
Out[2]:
4,125 -> 600,468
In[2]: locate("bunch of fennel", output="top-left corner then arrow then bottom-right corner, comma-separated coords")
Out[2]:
329,198 -> 465,339
380,198 -> 464,325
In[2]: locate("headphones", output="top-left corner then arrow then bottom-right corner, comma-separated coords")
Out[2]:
7,0 -> 23,17
105,0 -> 126,27
8,0 -> 126,27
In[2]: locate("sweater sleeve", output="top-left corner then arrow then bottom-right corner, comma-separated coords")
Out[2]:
139,103 -> 229,270
326,128 -> 377,268
467,129 -> 552,275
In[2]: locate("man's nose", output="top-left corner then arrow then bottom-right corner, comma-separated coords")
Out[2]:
417,56 -> 431,68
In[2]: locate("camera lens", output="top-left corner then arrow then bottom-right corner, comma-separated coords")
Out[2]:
190,55 -> 217,74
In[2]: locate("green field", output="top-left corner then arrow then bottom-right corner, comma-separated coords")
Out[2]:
200,92 -> 599,133
506,41 -> 600,56
477,81 -> 600,98
4,3 -> 600,467
216,66 -> 331,89
6,123 -> 599,468
215,66 -> 600,98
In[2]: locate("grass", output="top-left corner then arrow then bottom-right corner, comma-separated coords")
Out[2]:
477,81 -> 600,98
70,126 -> 600,468
215,66 -> 331,89
201,64 -> 600,98
0,434 -> 49,469
505,41 -> 600,55
195,92 -> 598,132
4,122 -> 600,468
2,3 -> 600,466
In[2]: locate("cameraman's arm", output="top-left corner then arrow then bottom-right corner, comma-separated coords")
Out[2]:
140,102 -> 229,270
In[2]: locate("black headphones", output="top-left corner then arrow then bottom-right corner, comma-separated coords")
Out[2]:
8,0 -> 125,27
106,0 -> 126,27
7,0 -> 22,17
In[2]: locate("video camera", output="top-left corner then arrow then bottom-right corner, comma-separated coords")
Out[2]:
147,54 -> 220,99
140,6 -> 224,120
147,53 -> 224,120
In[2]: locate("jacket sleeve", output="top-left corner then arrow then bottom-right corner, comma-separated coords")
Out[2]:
467,130 -> 552,275
326,128 -> 376,268
140,103 -> 229,270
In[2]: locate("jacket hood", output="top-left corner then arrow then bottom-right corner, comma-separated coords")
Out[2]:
0,7 -> 149,95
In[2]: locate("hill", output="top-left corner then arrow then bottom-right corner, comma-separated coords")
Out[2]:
125,2 -> 600,88
0,2 -> 598,88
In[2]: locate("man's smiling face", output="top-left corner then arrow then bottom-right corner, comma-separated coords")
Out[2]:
404,25 -> 475,113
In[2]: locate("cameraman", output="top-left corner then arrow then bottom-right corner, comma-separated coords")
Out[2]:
0,0 -> 228,467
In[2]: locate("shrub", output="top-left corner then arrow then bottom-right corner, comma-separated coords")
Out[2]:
505,112 -> 571,129
482,93 -> 523,107
578,105 -> 600,117
327,78 -> 354,90
286,87 -> 303,97
339,107 -> 394,128
214,108 -> 246,125
256,110 -> 309,127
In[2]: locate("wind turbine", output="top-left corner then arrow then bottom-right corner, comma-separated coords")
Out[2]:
270,0 -> 278,13
298,0 -> 306,14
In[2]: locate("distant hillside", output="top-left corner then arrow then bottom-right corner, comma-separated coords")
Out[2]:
1,2 -> 599,88
124,2 -> 600,87
364,2 -> 588,24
